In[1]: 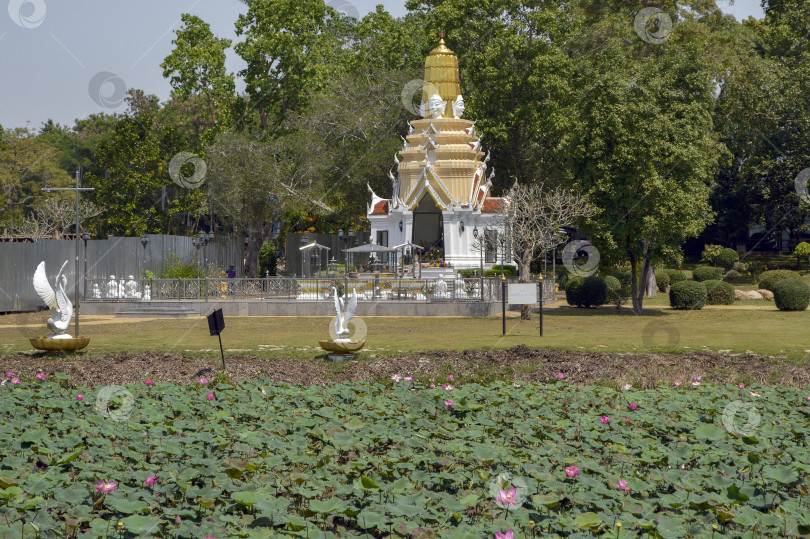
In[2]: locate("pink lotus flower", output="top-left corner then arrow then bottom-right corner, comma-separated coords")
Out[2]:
564,465 -> 579,478
144,475 -> 157,487
806,395 -> 810,402
95,479 -> 118,494
445,384 -> 453,390
76,394 -> 83,401
496,487 -> 518,506
429,384 -> 435,388
600,416 -> 610,424
738,382 -> 745,389
557,372 -> 565,380
694,376 -> 701,382
145,379 -> 154,386
495,531 -> 514,539
5,371 -> 12,378
444,400 -> 453,407
198,377 -> 209,385
629,402 -> 638,411
391,374 -> 402,382
616,479 -> 631,492
691,380 -> 701,387
175,516 -> 181,524
10,378 -> 19,385
750,391 -> 761,398
206,393 -> 214,401
36,372 -> 46,381
674,379 -> 681,387
404,376 -> 413,382
625,418 -> 632,423
622,383 -> 632,391
260,387 -> 267,395
447,375 -> 454,381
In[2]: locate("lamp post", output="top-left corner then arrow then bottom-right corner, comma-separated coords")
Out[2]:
82,232 -> 90,302
41,166 -> 94,337
140,234 -> 149,276
473,226 -> 484,301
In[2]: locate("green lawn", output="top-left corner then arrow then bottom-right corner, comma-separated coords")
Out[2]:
2,298 -> 808,362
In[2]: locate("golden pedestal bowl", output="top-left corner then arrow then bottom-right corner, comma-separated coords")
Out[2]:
30,337 -> 90,352
318,340 -> 365,354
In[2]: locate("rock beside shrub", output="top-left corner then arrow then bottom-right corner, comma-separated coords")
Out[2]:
757,289 -> 774,300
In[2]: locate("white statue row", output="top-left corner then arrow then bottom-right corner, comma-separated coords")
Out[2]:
90,275 -> 151,301
421,94 -> 465,120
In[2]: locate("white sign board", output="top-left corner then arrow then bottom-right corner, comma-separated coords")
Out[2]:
508,283 -> 537,304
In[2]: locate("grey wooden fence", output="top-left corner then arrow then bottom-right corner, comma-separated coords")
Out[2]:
0,235 -> 243,313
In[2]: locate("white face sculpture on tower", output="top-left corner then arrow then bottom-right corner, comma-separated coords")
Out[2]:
453,95 -> 465,118
427,94 -> 446,119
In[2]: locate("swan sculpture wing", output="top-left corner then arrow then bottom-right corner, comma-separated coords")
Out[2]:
333,287 -> 344,335
33,262 -> 57,310
344,289 -> 358,326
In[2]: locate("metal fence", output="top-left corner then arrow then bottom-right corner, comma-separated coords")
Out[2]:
0,235 -> 243,313
84,276 -> 557,303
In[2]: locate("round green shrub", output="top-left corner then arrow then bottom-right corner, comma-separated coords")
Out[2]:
758,269 -> 801,292
692,266 -> 720,282
666,269 -> 687,284
604,275 -> 620,292
723,269 -> 741,283
773,279 -> 810,311
655,270 -> 670,292
566,275 -> 607,308
716,248 -> 740,270
669,281 -> 707,310
703,280 -> 735,305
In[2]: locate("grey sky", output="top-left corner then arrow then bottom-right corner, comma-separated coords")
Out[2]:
0,0 -> 764,130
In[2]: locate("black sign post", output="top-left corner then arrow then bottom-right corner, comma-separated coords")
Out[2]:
207,308 -> 226,369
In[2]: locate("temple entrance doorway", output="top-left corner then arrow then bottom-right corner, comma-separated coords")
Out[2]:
412,194 -> 443,257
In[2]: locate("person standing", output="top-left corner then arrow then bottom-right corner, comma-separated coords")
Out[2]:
226,265 -> 236,296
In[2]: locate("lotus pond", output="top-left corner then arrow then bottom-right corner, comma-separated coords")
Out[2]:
0,373 -> 809,538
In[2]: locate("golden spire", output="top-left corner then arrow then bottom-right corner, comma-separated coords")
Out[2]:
423,34 -> 461,117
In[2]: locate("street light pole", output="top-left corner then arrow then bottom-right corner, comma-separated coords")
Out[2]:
41,167 -> 94,337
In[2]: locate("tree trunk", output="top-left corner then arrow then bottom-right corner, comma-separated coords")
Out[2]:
520,247 -> 532,320
630,252 -> 643,315
244,230 -> 262,277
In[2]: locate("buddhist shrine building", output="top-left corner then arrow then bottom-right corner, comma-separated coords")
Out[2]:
367,38 -> 506,270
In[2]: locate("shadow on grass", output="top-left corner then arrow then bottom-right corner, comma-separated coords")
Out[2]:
528,305 -> 675,317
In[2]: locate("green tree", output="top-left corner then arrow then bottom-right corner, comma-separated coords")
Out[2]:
561,1 -> 731,315
794,242 -> 810,269
162,14 -> 235,131
234,0 -> 352,134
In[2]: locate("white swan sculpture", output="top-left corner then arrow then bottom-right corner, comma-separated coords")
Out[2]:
33,261 -> 73,339
333,287 -> 358,342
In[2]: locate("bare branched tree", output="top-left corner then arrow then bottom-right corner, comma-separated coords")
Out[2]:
497,182 -> 595,319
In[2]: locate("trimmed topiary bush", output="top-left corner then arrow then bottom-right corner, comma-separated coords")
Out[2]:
703,280 -> 735,305
666,269 -> 687,284
566,275 -> 607,308
669,281 -> 707,310
716,248 -> 740,270
723,270 -> 742,283
655,270 -> 670,292
758,269 -> 801,292
773,279 -> 810,311
693,266 -> 721,282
